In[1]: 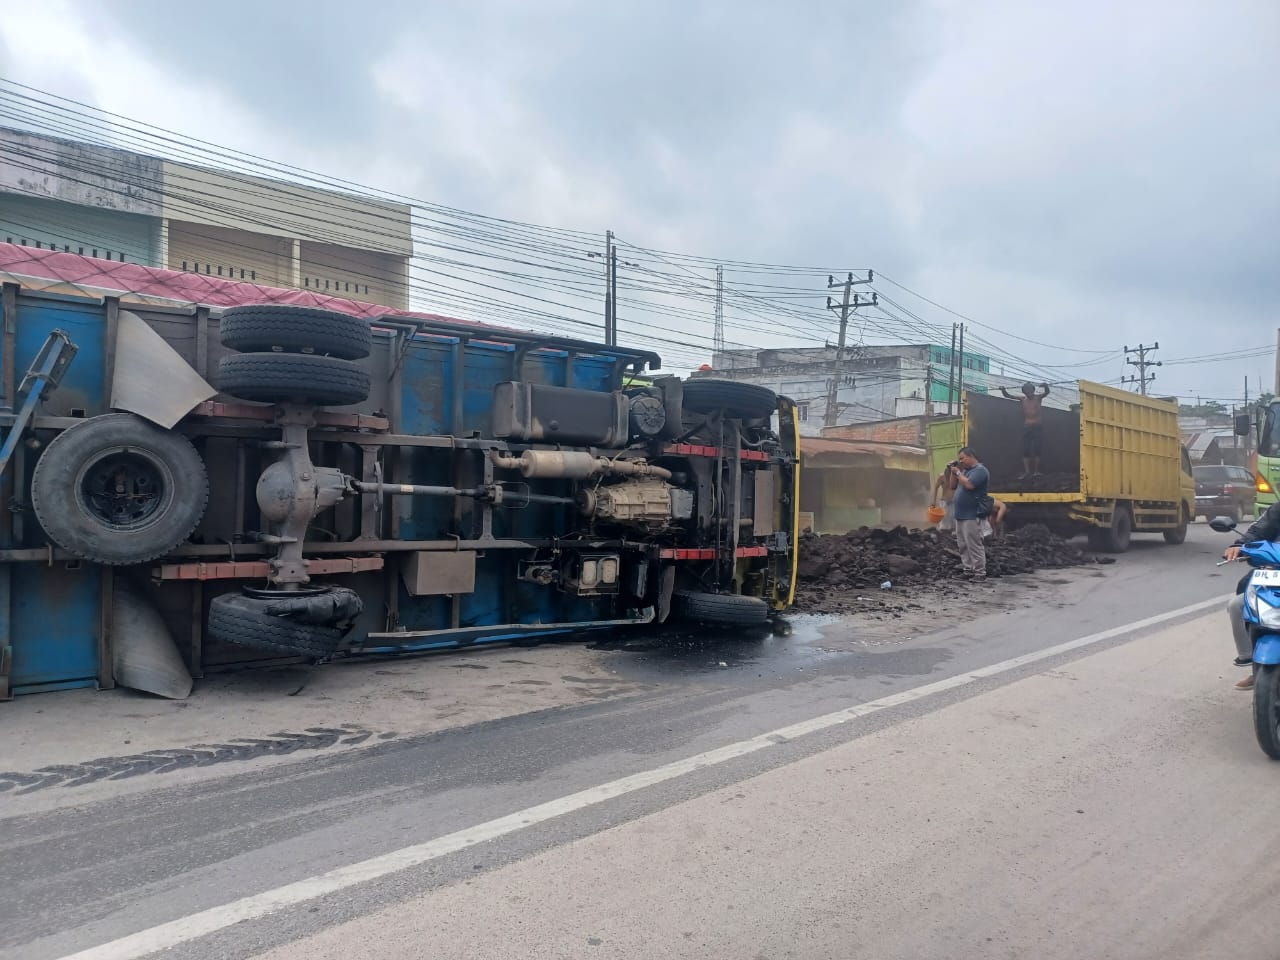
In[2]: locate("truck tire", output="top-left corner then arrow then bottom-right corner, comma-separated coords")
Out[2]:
1163,507 -> 1189,545
672,589 -> 770,626
1099,505 -> 1132,553
207,592 -> 347,659
30,413 -> 209,565
682,380 -> 777,420
219,305 -> 372,360
216,353 -> 370,406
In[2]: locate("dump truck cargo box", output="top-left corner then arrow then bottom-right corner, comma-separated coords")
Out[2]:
966,380 -> 1182,503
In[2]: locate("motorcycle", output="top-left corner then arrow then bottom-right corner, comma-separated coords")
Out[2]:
1211,515 -> 1280,759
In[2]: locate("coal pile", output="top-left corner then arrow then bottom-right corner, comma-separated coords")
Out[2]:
795,523 -> 1111,612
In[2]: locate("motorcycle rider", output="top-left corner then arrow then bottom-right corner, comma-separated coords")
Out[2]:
1222,501 -> 1280,690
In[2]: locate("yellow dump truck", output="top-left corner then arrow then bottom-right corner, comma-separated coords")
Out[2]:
964,380 -> 1195,552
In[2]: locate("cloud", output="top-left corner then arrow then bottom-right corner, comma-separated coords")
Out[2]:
1,0 -> 1276,394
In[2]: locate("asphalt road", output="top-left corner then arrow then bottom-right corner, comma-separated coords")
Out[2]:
2,524 -> 1264,960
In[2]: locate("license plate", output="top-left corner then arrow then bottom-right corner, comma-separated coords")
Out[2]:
1253,569 -> 1280,586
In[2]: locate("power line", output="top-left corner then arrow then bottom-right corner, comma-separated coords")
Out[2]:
0,75 -> 1152,385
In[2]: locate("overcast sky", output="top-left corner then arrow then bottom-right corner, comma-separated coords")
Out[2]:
0,0 -> 1276,402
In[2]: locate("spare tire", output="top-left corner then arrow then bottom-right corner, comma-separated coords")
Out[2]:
31,413 -> 209,565
216,353 -> 370,406
672,589 -> 770,626
207,592 -> 348,658
682,379 -> 777,420
219,305 -> 372,360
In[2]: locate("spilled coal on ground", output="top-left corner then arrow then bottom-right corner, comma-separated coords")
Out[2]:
795,524 -> 1113,615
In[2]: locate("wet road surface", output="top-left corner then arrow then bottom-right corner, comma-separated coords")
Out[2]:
0,524 -> 1251,959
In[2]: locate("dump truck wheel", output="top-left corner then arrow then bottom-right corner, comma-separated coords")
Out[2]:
1100,506 -> 1132,553
219,305 -> 372,360
30,413 -> 208,565
682,380 -> 778,420
1163,508 -> 1189,545
207,592 -> 348,658
672,589 -> 770,626
216,353 -> 371,406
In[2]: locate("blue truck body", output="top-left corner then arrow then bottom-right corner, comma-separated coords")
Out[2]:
0,267 -> 799,697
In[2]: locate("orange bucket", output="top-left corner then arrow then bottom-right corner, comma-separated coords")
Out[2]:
926,505 -> 946,525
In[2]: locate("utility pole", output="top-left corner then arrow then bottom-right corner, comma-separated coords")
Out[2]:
1245,375 -> 1252,458
946,323 -> 958,416
924,364 -> 935,417
1235,397 -> 1240,460
599,230 -> 616,347
1123,342 -> 1161,395
956,323 -> 966,412
607,239 -> 618,347
823,271 -> 875,428
713,265 -> 725,361
1274,327 -> 1280,396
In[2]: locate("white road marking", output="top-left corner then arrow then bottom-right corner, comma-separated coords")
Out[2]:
57,595 -> 1226,960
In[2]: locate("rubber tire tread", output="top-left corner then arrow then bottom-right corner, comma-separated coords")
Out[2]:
672,589 -> 770,625
1163,507 -> 1189,544
1254,664 -> 1280,760
207,593 -> 346,658
219,305 -> 372,360
217,352 -> 370,406
682,379 -> 778,419
1101,506 -> 1132,553
30,412 -> 209,565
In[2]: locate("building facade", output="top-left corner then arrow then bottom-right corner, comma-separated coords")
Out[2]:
707,344 -> 1077,436
0,127 -> 412,309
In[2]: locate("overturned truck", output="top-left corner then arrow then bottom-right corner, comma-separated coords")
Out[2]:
0,251 -> 798,697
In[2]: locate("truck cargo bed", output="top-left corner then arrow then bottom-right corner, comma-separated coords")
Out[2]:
966,381 -> 1183,504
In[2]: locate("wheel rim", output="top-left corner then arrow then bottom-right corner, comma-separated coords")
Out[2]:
77,447 -> 171,530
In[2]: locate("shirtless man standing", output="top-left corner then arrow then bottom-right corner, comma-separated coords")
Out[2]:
1000,382 -> 1050,477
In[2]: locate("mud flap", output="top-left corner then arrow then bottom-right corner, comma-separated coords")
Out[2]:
655,565 -> 676,623
112,582 -> 193,699
111,310 -> 216,428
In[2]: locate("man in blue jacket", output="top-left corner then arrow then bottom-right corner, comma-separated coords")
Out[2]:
952,446 -> 990,581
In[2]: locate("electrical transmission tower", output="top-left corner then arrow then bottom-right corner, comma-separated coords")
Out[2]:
1123,342 -> 1161,395
713,265 -> 725,359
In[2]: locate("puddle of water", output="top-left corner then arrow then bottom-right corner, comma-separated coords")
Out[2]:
590,610 -> 932,683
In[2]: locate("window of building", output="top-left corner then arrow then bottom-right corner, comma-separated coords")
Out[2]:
796,402 -> 809,422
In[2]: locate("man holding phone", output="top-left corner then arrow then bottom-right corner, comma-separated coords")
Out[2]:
952,446 -> 990,581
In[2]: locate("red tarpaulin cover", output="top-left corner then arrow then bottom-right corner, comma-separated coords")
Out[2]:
0,242 -> 487,328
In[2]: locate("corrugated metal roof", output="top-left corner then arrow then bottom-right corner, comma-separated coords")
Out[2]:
1182,430 -> 1235,459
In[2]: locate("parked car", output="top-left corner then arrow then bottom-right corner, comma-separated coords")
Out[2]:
1194,464 -> 1257,522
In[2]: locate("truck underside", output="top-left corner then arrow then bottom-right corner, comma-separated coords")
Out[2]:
0,278 -> 798,698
